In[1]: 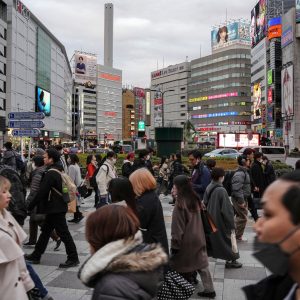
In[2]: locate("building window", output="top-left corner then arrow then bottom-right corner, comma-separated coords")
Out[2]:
0,80 -> 5,93
180,95 -> 186,99
180,104 -> 186,108
180,87 -> 186,91
180,113 -> 186,116
0,44 -> 5,57
0,61 -> 5,75
181,122 -> 185,125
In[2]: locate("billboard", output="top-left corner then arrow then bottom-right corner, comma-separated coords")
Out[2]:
281,65 -> 294,117
251,0 -> 267,48
211,21 -> 250,51
218,133 -> 260,148
36,86 -> 51,116
252,82 -> 262,120
153,91 -> 163,127
134,88 -> 145,125
74,52 -> 97,86
281,26 -> 293,48
297,0 -> 300,23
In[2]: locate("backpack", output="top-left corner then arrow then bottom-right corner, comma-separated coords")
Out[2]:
222,170 -> 236,197
48,169 -> 77,204
90,164 -> 109,189
13,152 -> 25,171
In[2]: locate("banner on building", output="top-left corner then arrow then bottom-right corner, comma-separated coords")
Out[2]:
153,91 -> 163,127
251,0 -> 267,48
281,65 -> 294,117
297,0 -> 300,23
74,52 -> 97,86
252,82 -> 262,120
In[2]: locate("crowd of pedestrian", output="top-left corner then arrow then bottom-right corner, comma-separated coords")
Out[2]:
0,142 -> 299,300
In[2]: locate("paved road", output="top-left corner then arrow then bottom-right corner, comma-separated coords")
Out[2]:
23,194 -> 268,300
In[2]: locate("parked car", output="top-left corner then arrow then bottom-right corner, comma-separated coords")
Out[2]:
239,146 -> 286,162
204,148 -> 239,159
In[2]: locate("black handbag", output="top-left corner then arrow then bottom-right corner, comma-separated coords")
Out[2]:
157,270 -> 195,300
77,183 -> 88,198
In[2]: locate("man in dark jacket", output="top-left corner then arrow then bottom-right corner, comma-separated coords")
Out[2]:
25,148 -> 79,268
2,141 -> 17,170
132,149 -> 149,172
188,150 -> 211,199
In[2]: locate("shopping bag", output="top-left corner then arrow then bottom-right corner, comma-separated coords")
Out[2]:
68,199 -> 76,213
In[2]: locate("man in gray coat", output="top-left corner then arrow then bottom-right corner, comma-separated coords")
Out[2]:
231,155 -> 251,241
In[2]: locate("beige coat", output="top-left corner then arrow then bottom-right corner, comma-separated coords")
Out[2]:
170,201 -> 209,273
0,209 -> 34,300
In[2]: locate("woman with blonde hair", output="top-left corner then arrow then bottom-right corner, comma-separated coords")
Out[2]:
129,168 -> 169,255
0,175 -> 35,299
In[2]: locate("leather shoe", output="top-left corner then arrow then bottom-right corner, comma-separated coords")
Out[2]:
24,253 -> 40,264
74,215 -> 84,223
59,259 -> 79,268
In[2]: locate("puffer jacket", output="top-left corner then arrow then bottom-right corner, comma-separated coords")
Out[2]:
26,165 -> 47,208
28,163 -> 68,214
78,231 -> 168,300
2,150 -> 17,170
231,166 -> 251,200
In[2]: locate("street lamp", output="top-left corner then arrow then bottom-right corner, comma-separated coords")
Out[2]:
148,88 -> 175,127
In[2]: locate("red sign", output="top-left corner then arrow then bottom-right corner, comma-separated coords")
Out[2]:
104,111 -> 116,117
268,88 -> 273,104
154,98 -> 162,105
268,25 -> 282,40
99,73 -> 121,81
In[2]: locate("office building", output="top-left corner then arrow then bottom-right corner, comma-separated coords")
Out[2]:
4,0 -> 72,144
281,7 -> 300,149
150,62 -> 190,139
188,20 -> 251,144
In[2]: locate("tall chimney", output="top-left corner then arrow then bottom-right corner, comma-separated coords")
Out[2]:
104,3 -> 113,67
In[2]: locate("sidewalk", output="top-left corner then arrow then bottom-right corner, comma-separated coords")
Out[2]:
22,194 -> 267,300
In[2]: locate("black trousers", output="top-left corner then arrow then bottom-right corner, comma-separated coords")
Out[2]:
33,213 -> 78,261
247,195 -> 259,221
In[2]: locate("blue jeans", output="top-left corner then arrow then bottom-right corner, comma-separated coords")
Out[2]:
26,262 -> 48,298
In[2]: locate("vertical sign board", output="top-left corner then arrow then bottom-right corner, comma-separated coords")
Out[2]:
281,65 -> 294,117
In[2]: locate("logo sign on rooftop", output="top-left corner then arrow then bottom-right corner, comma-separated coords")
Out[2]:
15,0 -> 30,20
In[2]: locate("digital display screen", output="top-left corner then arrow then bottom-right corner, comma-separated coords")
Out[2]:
36,86 -> 51,116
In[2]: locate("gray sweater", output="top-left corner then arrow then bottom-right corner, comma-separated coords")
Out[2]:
231,166 -> 251,200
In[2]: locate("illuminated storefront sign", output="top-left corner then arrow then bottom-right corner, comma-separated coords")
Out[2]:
267,88 -> 273,104
189,92 -> 238,103
281,26 -> 293,48
218,133 -> 260,148
192,111 -> 238,119
99,73 -> 121,81
267,70 -> 273,85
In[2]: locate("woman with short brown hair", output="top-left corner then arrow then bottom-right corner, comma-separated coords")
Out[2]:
129,168 -> 169,255
79,205 -> 167,300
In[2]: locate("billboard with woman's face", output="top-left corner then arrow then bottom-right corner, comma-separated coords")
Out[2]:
281,65 -> 294,117
211,21 -> 250,51
252,82 -> 262,120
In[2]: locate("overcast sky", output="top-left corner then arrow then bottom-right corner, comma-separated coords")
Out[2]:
24,0 -> 257,87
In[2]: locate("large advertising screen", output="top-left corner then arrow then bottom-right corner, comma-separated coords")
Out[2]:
211,21 -> 250,51
36,86 -> 51,116
252,82 -> 262,120
281,65 -> 294,117
74,52 -> 97,86
251,0 -> 267,48
297,0 -> 300,23
218,133 -> 260,148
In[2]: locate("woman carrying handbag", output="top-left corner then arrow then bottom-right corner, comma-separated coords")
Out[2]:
169,175 -> 216,299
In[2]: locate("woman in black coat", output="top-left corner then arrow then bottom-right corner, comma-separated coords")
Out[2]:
129,168 -> 169,255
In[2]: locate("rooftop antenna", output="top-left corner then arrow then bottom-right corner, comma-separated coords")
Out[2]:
163,56 -> 165,68
226,8 -> 228,25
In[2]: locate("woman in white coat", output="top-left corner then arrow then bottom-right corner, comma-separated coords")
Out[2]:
68,154 -> 84,223
0,175 -> 34,299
